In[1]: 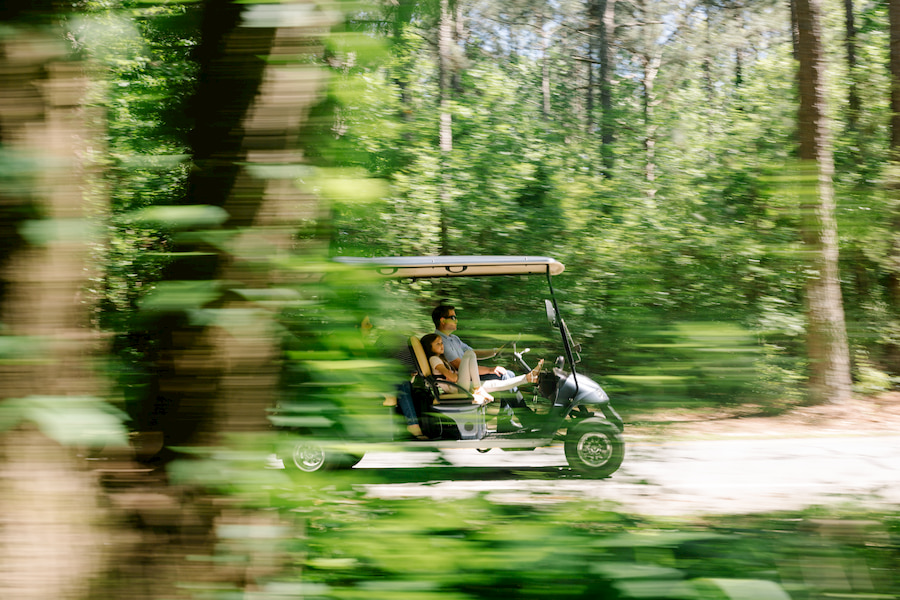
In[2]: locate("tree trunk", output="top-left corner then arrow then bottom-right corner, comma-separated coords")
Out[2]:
540,11 -> 552,119
439,0 -> 453,155
438,0 -> 454,253
586,0 -> 599,134
703,3 -> 714,98
843,0 -> 859,132
886,0 -> 900,373
110,1 -> 336,596
642,52 -> 661,199
789,0 -> 800,61
599,0 -> 616,175
454,0 -> 466,93
794,0 -> 853,404
891,0 -> 900,151
567,25 -> 586,134
0,20 -> 115,600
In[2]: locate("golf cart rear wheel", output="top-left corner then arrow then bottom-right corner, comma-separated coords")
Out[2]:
282,440 -> 362,473
564,419 -> 624,477
286,441 -> 329,473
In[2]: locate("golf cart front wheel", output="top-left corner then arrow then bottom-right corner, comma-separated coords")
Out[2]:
564,419 -> 625,477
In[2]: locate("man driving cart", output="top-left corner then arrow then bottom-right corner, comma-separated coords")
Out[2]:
432,304 -> 533,431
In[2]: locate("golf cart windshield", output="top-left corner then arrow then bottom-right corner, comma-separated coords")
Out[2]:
546,299 -> 581,365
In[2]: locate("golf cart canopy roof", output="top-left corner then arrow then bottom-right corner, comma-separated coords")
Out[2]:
334,255 -> 565,278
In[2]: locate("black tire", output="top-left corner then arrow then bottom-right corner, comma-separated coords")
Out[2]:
341,453 -> 364,469
564,419 -> 625,477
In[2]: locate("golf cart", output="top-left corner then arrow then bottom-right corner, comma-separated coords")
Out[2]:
275,255 -> 625,477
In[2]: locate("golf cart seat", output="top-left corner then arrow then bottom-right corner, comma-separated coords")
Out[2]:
408,336 -> 473,402
408,336 -> 486,440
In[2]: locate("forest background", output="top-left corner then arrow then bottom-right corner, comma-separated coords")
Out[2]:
2,0 -> 900,598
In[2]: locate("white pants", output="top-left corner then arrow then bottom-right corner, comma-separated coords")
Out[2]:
457,350 -> 527,393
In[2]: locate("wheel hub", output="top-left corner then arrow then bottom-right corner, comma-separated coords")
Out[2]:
292,443 -> 326,472
577,431 -> 612,467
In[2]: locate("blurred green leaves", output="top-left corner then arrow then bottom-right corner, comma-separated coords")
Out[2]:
127,204 -> 229,229
222,487 -> 896,600
693,578 -> 792,600
137,280 -> 221,312
307,168 -> 390,204
328,31 -> 390,65
0,395 -> 128,448
19,219 -> 98,245
32,0 -> 900,598
0,336 -> 46,363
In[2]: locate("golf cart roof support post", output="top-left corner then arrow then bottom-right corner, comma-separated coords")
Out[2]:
545,267 -> 580,395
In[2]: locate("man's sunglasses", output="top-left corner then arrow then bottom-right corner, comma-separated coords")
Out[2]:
443,315 -> 458,321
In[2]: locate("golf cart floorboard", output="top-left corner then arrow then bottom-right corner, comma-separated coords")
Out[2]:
394,431 -> 561,449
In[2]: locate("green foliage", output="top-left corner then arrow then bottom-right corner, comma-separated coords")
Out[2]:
75,1 -> 201,421
127,204 -> 228,229
270,263 -> 417,447
0,395 -> 129,448
166,450 -> 900,600
315,0 -> 900,413
39,2 -> 900,598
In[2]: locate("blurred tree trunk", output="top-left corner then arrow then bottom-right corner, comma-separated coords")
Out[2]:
438,0 -> 454,155
624,0 -> 662,198
438,0 -> 454,253
539,11 -> 552,119
586,0 -> 599,134
145,0 -> 333,451
568,27 -> 587,132
0,17 -> 115,600
892,0 -> 900,153
103,0 -> 335,597
598,0 -> 616,176
0,1 -> 334,598
886,0 -> 900,373
391,0 -> 416,129
789,0 -> 800,60
843,0 -> 859,133
640,48 -> 660,198
147,0 -> 276,453
794,0 -> 853,404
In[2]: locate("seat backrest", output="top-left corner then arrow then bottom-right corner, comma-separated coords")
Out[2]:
409,335 -> 432,377
409,335 -> 471,401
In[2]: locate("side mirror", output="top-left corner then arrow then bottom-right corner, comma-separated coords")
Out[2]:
545,299 -> 558,328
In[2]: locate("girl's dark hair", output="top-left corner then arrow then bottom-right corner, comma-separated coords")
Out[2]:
420,334 -> 441,358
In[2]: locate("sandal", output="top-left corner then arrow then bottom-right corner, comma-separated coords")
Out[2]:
473,387 -> 494,404
526,359 -> 545,383
407,424 -> 429,440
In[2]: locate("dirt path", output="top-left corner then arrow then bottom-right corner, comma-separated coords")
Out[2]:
625,392 -> 900,439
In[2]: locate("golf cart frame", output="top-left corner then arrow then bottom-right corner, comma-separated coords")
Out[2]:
279,255 -> 625,477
